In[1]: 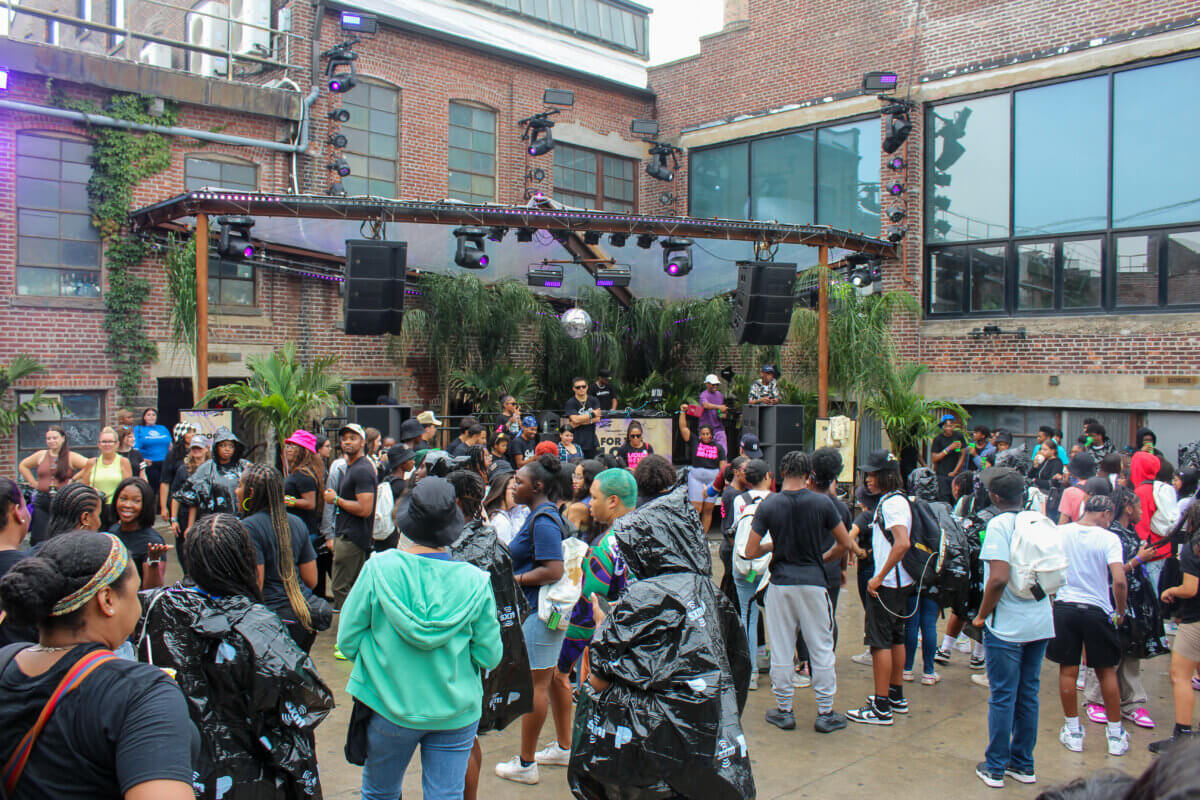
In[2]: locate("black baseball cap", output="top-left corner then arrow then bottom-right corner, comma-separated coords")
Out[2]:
858,449 -> 899,473
981,467 -> 1025,501
739,433 -> 763,459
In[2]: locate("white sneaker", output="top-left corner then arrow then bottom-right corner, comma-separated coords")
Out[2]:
851,649 -> 873,665
534,743 -> 571,767
902,670 -> 914,682
792,672 -> 811,688
970,673 -> 990,688
495,756 -> 539,784
748,673 -> 759,691
1107,728 -> 1131,756
1059,724 -> 1084,753
921,672 -> 941,686
955,635 -> 973,653
1075,674 -> 1085,691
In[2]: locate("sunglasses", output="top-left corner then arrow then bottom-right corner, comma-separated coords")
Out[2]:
574,385 -> 587,390
628,433 -> 642,438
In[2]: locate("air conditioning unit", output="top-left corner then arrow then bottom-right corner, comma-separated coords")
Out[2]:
228,0 -> 269,56
186,0 -> 228,77
138,42 -> 173,68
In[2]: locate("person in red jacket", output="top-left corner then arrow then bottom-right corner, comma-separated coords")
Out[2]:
1133,451 -> 1169,592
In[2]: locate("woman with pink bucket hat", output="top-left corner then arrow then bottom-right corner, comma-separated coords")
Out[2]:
285,429 -> 331,601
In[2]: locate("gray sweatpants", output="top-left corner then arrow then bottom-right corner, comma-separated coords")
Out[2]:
764,583 -> 836,714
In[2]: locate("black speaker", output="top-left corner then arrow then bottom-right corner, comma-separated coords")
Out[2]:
347,405 -> 411,440
762,405 -> 805,446
733,261 -> 796,345
344,240 -> 406,336
760,443 -> 806,477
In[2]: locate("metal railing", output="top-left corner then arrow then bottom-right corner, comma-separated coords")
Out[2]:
2,0 -> 306,83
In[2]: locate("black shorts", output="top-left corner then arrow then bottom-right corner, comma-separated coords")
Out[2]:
1046,601 -> 1121,669
864,584 -> 913,650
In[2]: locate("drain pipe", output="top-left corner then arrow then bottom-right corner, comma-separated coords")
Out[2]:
0,86 -> 321,153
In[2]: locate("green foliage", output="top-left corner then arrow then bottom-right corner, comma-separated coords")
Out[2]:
624,371 -> 697,414
162,234 -> 198,352
52,90 -> 178,400
449,363 -> 537,413
864,362 -> 969,457
201,344 -> 346,452
535,289 -> 624,407
0,357 -> 61,437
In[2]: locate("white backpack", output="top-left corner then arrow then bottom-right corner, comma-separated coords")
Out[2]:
732,495 -> 771,580
372,480 -> 395,540
1007,510 -> 1068,601
1150,481 -> 1180,538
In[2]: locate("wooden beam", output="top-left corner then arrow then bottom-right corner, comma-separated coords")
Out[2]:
195,214 -> 209,408
817,245 -> 829,419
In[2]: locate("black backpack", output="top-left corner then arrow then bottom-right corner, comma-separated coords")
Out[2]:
874,492 -> 944,590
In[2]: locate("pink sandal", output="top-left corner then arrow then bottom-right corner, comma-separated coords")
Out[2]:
1085,704 -> 1108,724
1123,707 -> 1155,728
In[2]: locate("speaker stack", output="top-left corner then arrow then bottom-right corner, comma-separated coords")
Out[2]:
344,240 -> 406,336
741,404 -> 806,475
732,261 -> 796,346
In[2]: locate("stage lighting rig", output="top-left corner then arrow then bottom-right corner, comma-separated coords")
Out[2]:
527,262 -> 564,288
453,227 -> 489,269
327,158 -> 351,177
661,237 -> 693,277
328,108 -> 350,122
644,141 -> 682,182
519,88 -> 574,157
217,215 -> 255,260
594,263 -> 631,287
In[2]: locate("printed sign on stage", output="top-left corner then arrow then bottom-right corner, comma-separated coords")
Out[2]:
595,416 -> 672,461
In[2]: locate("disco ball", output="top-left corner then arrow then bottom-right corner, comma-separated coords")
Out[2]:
560,307 -> 593,339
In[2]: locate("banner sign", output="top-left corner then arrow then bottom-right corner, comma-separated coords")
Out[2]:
595,416 -> 672,462
181,409 -> 234,436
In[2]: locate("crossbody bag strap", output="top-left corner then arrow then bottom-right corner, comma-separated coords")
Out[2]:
2,648 -> 117,796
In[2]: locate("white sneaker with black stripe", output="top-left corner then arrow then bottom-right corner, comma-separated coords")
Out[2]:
846,698 -> 893,725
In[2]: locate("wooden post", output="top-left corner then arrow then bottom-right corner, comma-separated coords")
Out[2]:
817,245 -> 829,419
195,214 -> 209,408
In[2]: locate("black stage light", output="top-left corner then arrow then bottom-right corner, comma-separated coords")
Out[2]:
328,108 -> 351,122
888,209 -> 906,223
645,141 -> 681,182
453,227 -> 489,269
583,231 -> 602,245
594,264 -> 631,287
862,71 -> 899,92
882,115 -> 913,154
329,72 -> 357,93
527,263 -> 564,288
888,156 -> 905,170
515,227 -> 535,243
327,158 -> 351,177
888,181 -> 904,197
217,215 -> 255,260
328,133 -> 348,148
636,234 -> 656,249
661,237 -> 693,277
487,226 -> 508,242
328,182 -> 347,197
609,233 -> 628,247
885,226 -> 906,243
543,88 -> 575,106
528,127 -> 554,156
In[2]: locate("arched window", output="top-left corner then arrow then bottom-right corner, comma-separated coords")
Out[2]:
15,132 -> 102,297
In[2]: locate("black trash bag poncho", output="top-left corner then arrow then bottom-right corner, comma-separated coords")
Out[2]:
136,586 -> 334,800
569,484 -> 754,800
448,519 -> 534,733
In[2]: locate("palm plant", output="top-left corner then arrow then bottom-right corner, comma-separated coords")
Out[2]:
201,344 -> 346,467
0,356 -> 60,437
449,363 -> 538,413
161,234 -> 198,392
865,362 -> 969,458
536,288 -> 624,407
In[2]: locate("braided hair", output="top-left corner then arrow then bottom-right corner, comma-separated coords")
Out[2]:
447,469 -> 486,520
45,483 -> 102,540
465,445 -> 489,481
238,464 -> 312,631
182,514 -> 262,602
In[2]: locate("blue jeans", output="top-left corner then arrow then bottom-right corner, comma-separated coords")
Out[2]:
361,712 -> 479,800
982,629 -> 1049,775
904,593 -> 939,674
734,572 -> 763,672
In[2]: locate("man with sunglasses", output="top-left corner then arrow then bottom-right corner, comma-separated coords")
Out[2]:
565,377 -> 602,459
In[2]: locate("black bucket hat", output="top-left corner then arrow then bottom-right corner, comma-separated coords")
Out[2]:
858,449 -> 899,474
394,477 -> 464,548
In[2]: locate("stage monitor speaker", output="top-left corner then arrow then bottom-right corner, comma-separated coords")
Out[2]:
733,261 -> 796,345
759,404 -> 805,446
344,240 -> 406,336
760,443 -> 806,477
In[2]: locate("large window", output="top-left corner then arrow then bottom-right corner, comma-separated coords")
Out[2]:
689,117 -> 881,230
448,102 -> 496,204
341,81 -> 399,198
553,143 -> 635,212
464,0 -> 647,56
925,54 -> 1200,316
17,391 -> 105,467
15,133 -> 102,297
184,155 -> 257,192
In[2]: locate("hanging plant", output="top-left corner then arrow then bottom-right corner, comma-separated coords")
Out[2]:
53,87 -> 177,400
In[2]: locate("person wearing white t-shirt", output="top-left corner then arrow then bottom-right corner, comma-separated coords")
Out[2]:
847,450 -> 913,726
1046,495 -> 1129,757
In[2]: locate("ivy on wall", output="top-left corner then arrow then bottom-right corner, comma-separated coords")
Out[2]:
52,87 -> 177,399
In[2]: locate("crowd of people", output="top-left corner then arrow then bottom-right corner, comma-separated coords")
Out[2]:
2,387 -> 1200,798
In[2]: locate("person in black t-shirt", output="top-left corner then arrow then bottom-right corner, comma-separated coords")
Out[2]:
1154,511 -> 1200,753
615,422 -> 654,470
930,415 -> 967,502
679,411 -> 727,533
564,378 -> 602,459
110,476 -> 167,588
0,530 -> 198,800
591,369 -> 618,411
510,416 -> 541,469
324,424 -> 377,611
0,478 -> 34,646
745,449 -> 854,734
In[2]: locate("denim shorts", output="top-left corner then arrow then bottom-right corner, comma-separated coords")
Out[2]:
523,609 -> 568,670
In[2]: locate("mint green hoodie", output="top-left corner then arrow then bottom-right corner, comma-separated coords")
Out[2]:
337,550 -> 502,730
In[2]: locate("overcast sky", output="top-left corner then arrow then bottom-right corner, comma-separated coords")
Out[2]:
645,0 -> 724,65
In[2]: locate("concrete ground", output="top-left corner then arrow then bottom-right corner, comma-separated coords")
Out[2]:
165,535 -> 1168,798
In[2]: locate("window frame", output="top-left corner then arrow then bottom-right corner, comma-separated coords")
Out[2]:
459,0 -> 648,57
552,142 -> 637,213
15,131 -> 103,298
183,153 -> 259,193
340,78 -> 401,199
447,100 -> 498,204
686,111 -> 882,230
922,52 -> 1200,318
16,390 -> 106,468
